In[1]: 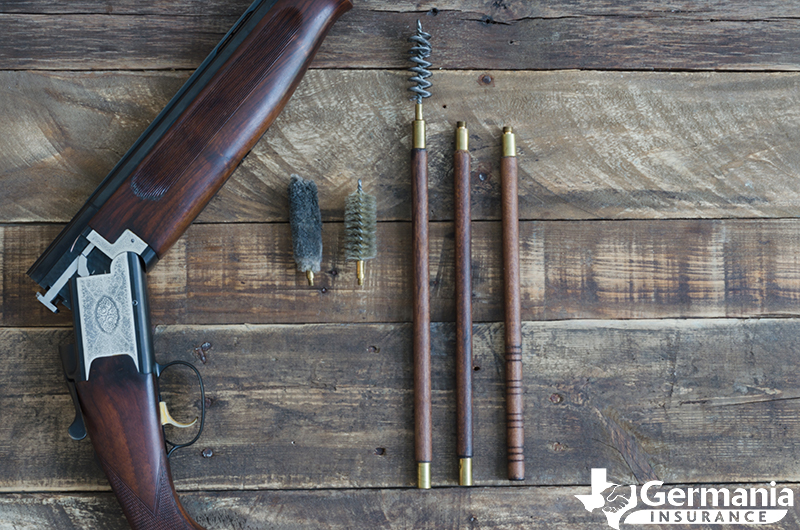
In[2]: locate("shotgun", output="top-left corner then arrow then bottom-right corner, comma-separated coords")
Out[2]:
27,0 -> 352,528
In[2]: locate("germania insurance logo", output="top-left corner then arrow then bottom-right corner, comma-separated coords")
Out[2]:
575,469 -> 793,529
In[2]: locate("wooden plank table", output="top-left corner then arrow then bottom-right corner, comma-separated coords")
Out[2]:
2,1 -> 800,528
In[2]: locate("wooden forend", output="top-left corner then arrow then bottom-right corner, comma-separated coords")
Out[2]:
88,0 -> 352,258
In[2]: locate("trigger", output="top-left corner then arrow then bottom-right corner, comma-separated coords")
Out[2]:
59,344 -> 87,441
159,401 -> 197,428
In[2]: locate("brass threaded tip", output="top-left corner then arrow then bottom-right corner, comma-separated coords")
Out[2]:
418,462 -> 431,489
306,270 -> 314,286
503,126 -> 513,134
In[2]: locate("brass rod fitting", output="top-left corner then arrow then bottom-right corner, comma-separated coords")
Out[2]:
456,121 -> 468,151
459,457 -> 473,486
418,462 -> 431,489
413,103 -> 426,149
356,260 -> 365,286
502,126 -> 516,157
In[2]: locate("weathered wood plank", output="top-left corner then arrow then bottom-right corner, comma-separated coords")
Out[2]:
1,5 -> 800,71
6,219 -> 800,328
0,227 -> 4,325
0,0 -> 254,15
0,14 -> 237,71
4,70 -> 800,225
3,486 -> 799,530
365,1 -> 800,20
2,319 -> 800,492
3,0 -> 799,19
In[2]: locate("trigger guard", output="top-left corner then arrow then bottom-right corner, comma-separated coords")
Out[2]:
156,360 -> 206,458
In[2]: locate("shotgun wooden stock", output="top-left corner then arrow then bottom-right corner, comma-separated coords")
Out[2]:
76,355 -> 205,530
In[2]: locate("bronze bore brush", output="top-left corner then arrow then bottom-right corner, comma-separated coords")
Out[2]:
288,174 -> 322,286
344,180 -> 377,285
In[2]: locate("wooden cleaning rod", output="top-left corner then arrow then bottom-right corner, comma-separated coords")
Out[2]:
501,126 -> 524,481
454,121 -> 473,486
408,19 -> 433,489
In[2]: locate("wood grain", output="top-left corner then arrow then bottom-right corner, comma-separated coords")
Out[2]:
4,486 -> 800,530
5,0 -> 799,524
3,0 -> 799,18
0,0 -> 800,17
411,147 -> 432,472
4,319 -> 800,492
10,219 -> 800,328
4,70 -> 800,224
0,227 -> 4,325
2,4 -> 800,71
